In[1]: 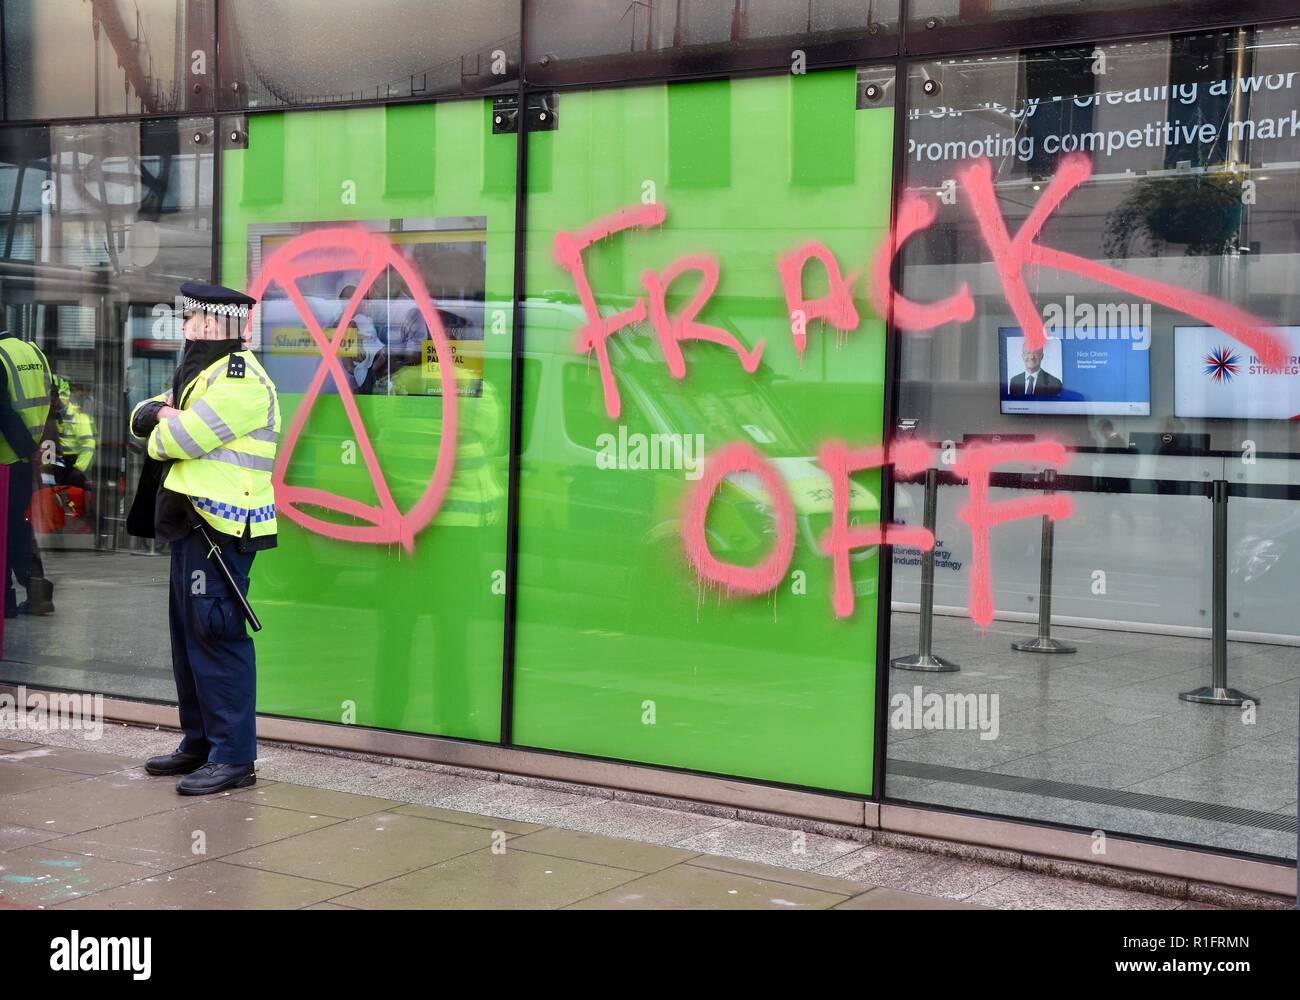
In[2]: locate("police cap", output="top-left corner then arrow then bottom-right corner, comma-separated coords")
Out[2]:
181,282 -> 258,320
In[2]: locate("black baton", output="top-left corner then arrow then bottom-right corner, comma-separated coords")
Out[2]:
193,519 -> 263,632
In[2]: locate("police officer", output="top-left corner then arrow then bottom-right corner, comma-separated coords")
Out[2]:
0,326 -> 56,618
129,283 -> 280,795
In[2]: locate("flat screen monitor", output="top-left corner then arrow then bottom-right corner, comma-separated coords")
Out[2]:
999,327 -> 1152,416
1173,326 -> 1300,419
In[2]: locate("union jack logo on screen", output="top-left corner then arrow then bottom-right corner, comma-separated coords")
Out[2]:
1202,345 -> 1241,383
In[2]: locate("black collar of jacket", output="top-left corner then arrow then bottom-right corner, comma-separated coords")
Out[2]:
173,339 -> 242,407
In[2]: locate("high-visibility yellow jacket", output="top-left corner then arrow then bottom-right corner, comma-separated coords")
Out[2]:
0,336 -> 53,465
130,350 -> 280,539
59,401 -> 96,473
387,366 -> 503,529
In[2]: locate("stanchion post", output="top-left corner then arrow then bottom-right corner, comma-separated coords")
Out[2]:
1012,468 -> 1076,654
893,467 -> 959,673
1181,479 -> 1257,706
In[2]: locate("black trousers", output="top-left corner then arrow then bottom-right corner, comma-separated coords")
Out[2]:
4,459 -> 42,608
168,528 -> 258,764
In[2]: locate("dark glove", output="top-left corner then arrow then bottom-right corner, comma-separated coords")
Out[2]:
131,400 -> 166,437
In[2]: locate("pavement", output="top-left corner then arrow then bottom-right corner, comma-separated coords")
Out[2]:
0,724 -> 1288,910
4,553 -> 1296,864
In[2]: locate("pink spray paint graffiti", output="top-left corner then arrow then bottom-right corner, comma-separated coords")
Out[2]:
868,193 -> 975,331
777,242 -> 860,359
643,254 -> 766,378
244,227 -> 460,554
555,202 -> 767,415
966,155 -> 1288,367
819,439 -> 935,620
553,203 -> 664,419
557,154 -> 1291,625
682,441 -> 796,596
954,441 -> 1075,629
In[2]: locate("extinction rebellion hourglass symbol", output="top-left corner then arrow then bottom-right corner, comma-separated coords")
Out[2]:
243,228 -> 460,553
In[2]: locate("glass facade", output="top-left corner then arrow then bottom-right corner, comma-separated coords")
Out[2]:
1,114 -> 213,697
1,1 -> 1296,866
888,25 -> 1300,859
514,69 -> 893,790
217,103 -> 515,739
1,1 -> 215,121
216,0 -> 519,109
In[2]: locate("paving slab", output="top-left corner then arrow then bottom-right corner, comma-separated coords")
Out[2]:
221,812 -> 505,888
567,863 -> 851,910
54,860 -> 346,910
51,798 -> 342,871
334,848 -> 641,910
0,845 -> 151,907
507,827 -> 700,873
229,782 -> 404,819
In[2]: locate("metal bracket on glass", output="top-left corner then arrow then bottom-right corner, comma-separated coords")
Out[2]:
1011,468 -> 1076,655
1181,480 -> 1257,707
856,68 -> 893,109
222,116 -> 249,150
893,467 -> 960,673
492,93 -> 559,134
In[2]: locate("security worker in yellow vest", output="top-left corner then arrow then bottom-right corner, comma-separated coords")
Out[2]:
129,282 -> 280,795
53,375 -> 96,477
0,328 -> 56,618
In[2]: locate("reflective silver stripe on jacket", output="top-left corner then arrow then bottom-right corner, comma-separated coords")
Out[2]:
204,447 -> 275,472
165,415 -> 205,458
249,369 -> 277,433
191,398 -> 237,445
0,347 -> 50,409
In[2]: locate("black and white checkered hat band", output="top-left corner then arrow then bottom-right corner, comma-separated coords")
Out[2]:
183,296 -> 250,318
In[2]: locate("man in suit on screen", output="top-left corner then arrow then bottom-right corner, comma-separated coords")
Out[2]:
1009,342 -> 1063,397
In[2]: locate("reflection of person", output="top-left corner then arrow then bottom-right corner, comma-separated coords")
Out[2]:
54,375 -> 96,478
1009,343 -> 1063,396
380,304 -> 428,392
1097,419 -> 1127,450
0,327 -> 56,617
129,283 -> 281,796
382,375 -> 505,732
336,284 -> 383,394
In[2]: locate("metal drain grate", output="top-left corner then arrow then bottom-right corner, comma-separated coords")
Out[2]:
889,759 -> 1298,834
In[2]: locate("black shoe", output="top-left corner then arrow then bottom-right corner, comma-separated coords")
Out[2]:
176,762 -> 256,796
145,750 -> 207,776
20,577 -> 55,615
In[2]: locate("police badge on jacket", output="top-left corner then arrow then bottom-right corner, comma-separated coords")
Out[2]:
128,283 -> 280,796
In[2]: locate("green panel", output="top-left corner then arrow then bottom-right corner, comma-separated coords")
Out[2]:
790,69 -> 856,188
668,80 -> 731,189
384,103 -> 436,197
514,70 -> 894,794
241,112 -> 285,206
221,101 -> 516,741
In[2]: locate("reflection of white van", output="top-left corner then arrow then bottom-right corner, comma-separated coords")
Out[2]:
519,294 -> 905,603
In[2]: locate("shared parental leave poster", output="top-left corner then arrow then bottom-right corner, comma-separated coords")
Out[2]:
1174,325 -> 1300,419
